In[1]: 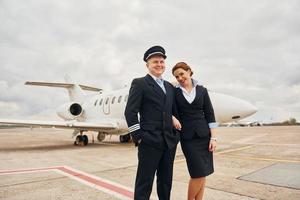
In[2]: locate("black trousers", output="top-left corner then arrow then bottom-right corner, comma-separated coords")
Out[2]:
134,141 -> 177,200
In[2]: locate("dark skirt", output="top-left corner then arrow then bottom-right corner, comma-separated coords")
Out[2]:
180,136 -> 214,178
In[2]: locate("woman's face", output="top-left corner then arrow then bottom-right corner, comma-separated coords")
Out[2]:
173,68 -> 192,86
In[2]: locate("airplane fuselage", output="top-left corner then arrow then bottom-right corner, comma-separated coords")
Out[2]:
0,80 -> 258,145
70,86 -> 257,136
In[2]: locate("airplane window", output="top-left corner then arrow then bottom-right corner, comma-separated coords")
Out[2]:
112,96 -> 116,104
125,95 -> 128,102
105,97 -> 109,105
94,99 -> 98,106
118,96 -> 122,103
99,99 -> 103,106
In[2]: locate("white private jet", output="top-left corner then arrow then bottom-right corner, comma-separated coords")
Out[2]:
0,78 -> 257,145
223,121 -> 263,127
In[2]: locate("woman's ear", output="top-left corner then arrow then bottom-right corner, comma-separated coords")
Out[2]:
187,69 -> 193,77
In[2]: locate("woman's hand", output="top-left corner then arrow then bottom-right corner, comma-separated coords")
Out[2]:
172,116 -> 182,130
208,139 -> 217,152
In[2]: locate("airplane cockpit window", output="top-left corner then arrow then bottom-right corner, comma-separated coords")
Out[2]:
112,96 -> 116,104
99,99 -> 103,106
118,96 -> 122,103
94,99 -> 98,106
105,97 -> 109,105
125,95 -> 128,102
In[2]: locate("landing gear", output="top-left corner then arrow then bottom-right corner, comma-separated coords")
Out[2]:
119,133 -> 131,143
82,135 -> 88,145
74,131 -> 89,146
97,132 -> 106,142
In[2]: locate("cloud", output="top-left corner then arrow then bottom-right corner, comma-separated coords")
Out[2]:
0,0 -> 299,122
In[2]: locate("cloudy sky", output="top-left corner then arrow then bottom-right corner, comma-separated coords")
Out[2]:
0,0 -> 299,123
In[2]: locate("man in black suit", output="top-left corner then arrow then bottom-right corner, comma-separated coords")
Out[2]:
124,46 -> 180,200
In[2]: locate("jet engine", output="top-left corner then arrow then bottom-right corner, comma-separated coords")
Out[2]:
57,102 -> 83,120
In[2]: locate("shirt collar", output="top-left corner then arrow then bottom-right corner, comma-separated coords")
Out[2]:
191,78 -> 198,87
175,78 -> 199,88
148,73 -> 163,82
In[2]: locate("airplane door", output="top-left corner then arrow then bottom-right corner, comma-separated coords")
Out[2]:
103,97 -> 110,114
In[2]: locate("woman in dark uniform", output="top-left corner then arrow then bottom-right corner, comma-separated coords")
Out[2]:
172,62 -> 218,200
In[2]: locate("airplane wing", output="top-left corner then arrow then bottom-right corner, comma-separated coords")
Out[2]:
0,119 -> 118,132
25,81 -> 102,92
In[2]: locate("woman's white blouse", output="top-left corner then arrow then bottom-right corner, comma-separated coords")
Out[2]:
175,79 -> 218,129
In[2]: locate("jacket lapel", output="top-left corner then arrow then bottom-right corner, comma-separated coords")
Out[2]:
192,85 -> 201,105
163,81 -> 173,106
145,74 -> 166,98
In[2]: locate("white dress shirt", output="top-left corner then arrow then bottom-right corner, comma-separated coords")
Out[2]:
148,73 -> 166,94
176,79 -> 218,129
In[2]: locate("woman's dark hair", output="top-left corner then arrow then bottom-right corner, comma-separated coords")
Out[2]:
172,62 -> 193,76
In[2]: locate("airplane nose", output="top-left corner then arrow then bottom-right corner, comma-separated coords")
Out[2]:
211,92 -> 258,123
231,98 -> 257,120
248,103 -> 257,115
244,102 -> 257,116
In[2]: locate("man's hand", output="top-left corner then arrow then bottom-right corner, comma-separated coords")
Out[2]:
131,132 -> 142,147
134,139 -> 141,147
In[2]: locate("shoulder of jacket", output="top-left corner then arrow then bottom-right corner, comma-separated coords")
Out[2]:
196,84 -> 204,88
196,85 -> 208,92
132,77 -> 145,83
164,80 -> 174,87
134,76 -> 145,81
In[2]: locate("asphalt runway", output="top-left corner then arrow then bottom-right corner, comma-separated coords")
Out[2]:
0,126 -> 299,200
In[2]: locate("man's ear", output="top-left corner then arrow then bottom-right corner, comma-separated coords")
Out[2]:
146,63 -> 149,68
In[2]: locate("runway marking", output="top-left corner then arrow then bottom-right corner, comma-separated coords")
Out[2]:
215,145 -> 254,155
220,154 -> 300,163
175,145 -> 300,164
250,143 -> 300,146
214,145 -> 300,163
231,134 -> 268,144
174,146 -> 255,164
0,166 -> 134,199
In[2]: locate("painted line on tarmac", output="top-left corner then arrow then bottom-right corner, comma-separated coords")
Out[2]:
174,145 -> 254,164
175,146 -> 300,164
213,145 -> 300,163
251,143 -> 300,146
220,154 -> 300,163
0,166 -> 134,200
0,166 -> 61,175
231,134 -> 267,144
215,145 -> 254,155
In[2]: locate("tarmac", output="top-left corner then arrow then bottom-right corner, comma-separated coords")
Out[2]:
0,126 -> 299,200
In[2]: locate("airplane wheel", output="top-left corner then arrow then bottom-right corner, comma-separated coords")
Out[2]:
97,133 -> 106,142
75,135 -> 83,145
76,135 -> 82,142
119,135 -> 125,143
82,135 -> 89,146
119,134 -> 131,143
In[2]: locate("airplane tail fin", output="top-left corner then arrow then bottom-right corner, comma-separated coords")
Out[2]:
25,75 -> 102,103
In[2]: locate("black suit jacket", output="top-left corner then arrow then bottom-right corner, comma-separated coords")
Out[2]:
175,85 -> 216,140
125,74 -> 180,149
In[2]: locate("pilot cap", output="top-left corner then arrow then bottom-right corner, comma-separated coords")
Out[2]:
143,45 -> 167,62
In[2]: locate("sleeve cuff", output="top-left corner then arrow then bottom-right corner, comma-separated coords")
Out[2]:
128,123 -> 140,133
208,122 -> 219,129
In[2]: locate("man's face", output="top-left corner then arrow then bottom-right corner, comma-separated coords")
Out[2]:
146,55 -> 165,77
